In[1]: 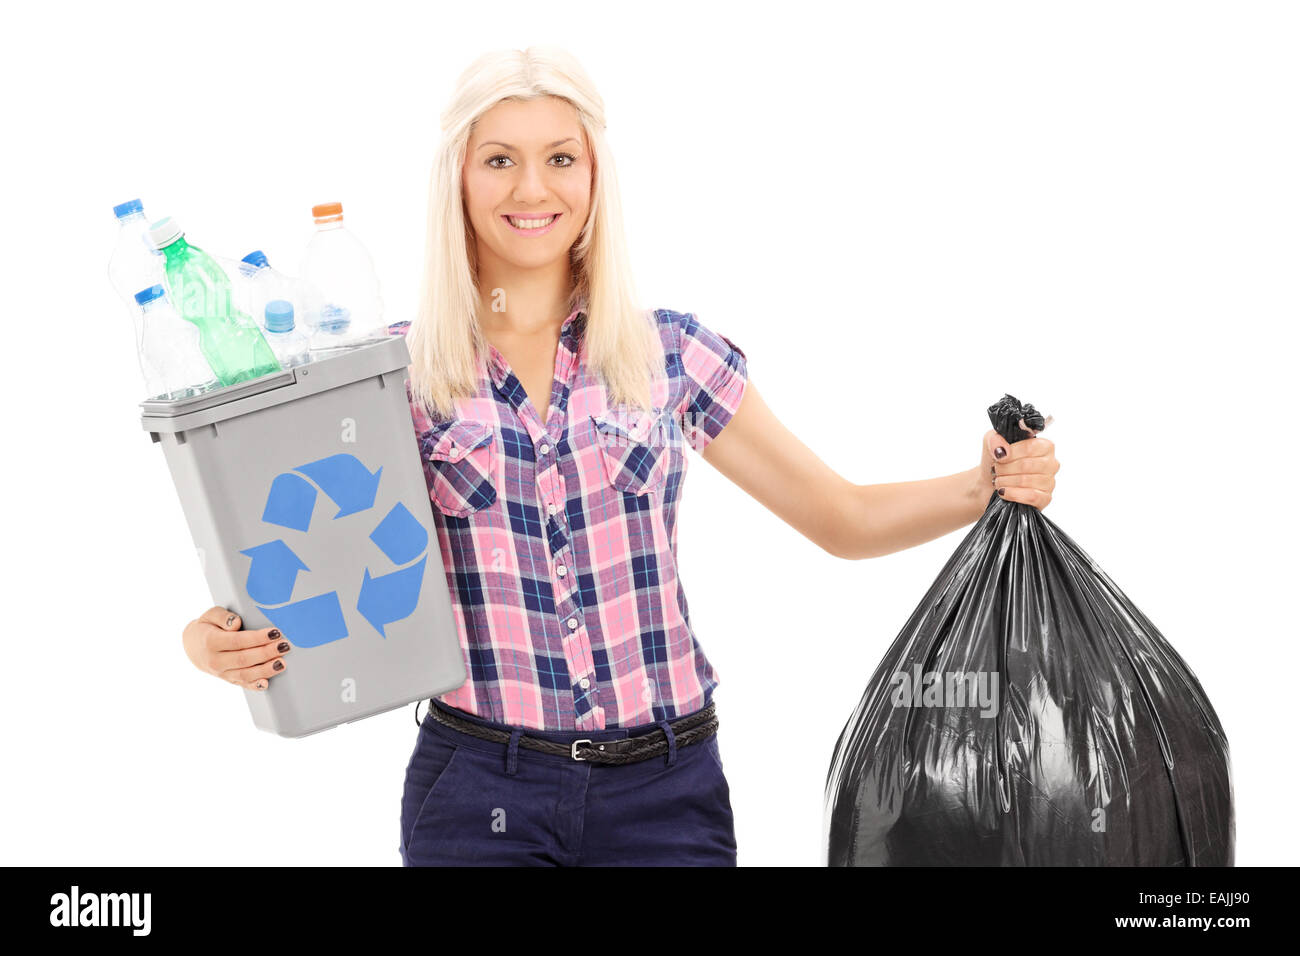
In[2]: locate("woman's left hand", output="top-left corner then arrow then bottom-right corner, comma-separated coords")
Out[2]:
979,427 -> 1059,511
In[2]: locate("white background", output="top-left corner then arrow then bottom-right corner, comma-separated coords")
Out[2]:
1,0 -> 1295,866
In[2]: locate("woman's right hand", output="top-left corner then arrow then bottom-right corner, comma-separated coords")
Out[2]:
182,607 -> 291,691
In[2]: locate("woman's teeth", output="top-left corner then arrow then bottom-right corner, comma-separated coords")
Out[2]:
507,215 -> 556,230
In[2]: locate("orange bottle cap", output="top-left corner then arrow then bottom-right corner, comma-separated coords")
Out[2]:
312,202 -> 344,222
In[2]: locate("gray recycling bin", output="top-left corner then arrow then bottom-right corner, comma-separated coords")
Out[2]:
141,336 -> 466,737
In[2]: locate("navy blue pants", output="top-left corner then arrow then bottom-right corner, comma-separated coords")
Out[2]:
398,699 -> 738,866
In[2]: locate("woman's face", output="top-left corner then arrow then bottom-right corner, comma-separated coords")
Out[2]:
462,96 -> 593,274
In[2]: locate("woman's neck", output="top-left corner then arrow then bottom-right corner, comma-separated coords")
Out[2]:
476,249 -> 575,336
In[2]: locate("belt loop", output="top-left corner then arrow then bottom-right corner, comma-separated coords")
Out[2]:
505,729 -> 523,775
657,719 -> 678,766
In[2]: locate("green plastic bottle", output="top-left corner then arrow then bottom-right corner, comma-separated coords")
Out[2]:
148,217 -> 281,386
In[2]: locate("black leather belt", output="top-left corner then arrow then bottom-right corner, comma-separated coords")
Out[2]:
428,700 -> 719,766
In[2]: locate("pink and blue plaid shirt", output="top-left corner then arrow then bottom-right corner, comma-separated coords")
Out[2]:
397,308 -> 748,731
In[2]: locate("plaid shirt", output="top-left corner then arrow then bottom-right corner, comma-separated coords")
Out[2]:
396,308 -> 748,731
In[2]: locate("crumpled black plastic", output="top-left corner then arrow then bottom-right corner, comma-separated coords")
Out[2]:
824,395 -> 1234,866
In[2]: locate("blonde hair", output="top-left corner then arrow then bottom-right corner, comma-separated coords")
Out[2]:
407,46 -> 663,420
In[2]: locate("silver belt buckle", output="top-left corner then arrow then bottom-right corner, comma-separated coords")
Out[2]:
570,738 -> 594,761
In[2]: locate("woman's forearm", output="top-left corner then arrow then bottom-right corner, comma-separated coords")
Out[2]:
834,466 -> 989,560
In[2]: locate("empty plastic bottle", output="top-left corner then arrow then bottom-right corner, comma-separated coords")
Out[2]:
309,304 -> 357,355
134,285 -> 219,400
263,299 -> 310,368
149,216 -> 282,386
239,250 -> 307,334
300,202 -> 385,351
109,199 -> 165,342
214,252 -> 254,316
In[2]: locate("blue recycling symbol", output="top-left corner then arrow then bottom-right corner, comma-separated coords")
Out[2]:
238,454 -> 428,647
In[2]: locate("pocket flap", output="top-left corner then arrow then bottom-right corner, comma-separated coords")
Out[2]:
591,405 -> 663,443
425,420 -> 494,462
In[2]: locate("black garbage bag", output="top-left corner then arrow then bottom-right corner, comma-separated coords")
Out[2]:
824,395 -> 1233,866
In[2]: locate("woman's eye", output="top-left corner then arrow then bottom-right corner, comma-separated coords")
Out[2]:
485,152 -> 576,170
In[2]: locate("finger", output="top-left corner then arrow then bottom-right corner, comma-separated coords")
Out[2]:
209,625 -> 284,653
997,485 -> 1052,510
200,606 -> 244,631
994,473 -> 1056,493
997,436 -> 1054,463
225,656 -> 289,688
987,430 -> 1010,463
223,672 -> 272,692
992,456 -> 1059,477
212,637 -> 292,677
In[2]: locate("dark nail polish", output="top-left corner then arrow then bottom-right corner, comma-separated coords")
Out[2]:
990,466 -> 995,477
226,614 -> 237,628
268,629 -> 281,641
277,642 -> 290,653
997,487 -> 1005,496
994,447 -> 1007,460
273,660 -> 284,671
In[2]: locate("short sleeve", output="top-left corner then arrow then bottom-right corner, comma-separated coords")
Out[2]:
675,311 -> 749,452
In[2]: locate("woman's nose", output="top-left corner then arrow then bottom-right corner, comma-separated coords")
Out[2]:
512,162 -> 549,203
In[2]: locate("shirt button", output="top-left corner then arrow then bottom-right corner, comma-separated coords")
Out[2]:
539,444 -> 551,455
556,564 -> 567,577
579,677 -> 591,690
547,503 -> 558,516
567,618 -> 578,630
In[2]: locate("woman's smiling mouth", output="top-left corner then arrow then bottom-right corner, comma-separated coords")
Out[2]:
502,213 -> 561,235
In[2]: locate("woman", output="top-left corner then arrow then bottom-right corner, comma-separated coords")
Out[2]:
182,46 -> 1059,866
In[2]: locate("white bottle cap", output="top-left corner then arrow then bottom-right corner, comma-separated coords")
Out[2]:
149,216 -> 184,249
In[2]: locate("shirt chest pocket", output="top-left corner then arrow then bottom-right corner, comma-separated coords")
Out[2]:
421,419 -> 499,518
589,405 -> 674,497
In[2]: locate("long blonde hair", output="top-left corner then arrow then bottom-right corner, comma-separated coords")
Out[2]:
407,46 -> 663,420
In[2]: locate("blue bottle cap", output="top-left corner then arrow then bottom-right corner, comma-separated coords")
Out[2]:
114,199 -> 144,219
265,299 -> 295,333
319,304 -> 352,333
134,284 -> 166,306
241,250 -> 270,270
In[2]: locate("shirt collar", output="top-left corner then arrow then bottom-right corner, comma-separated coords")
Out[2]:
485,307 -> 587,390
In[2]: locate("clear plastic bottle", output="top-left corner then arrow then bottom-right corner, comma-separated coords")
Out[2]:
108,199 -> 165,343
300,202 -> 385,352
134,284 -> 219,400
149,216 -> 282,386
262,299 -> 310,368
309,304 -> 356,355
215,252 -> 255,319
238,250 -> 306,334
